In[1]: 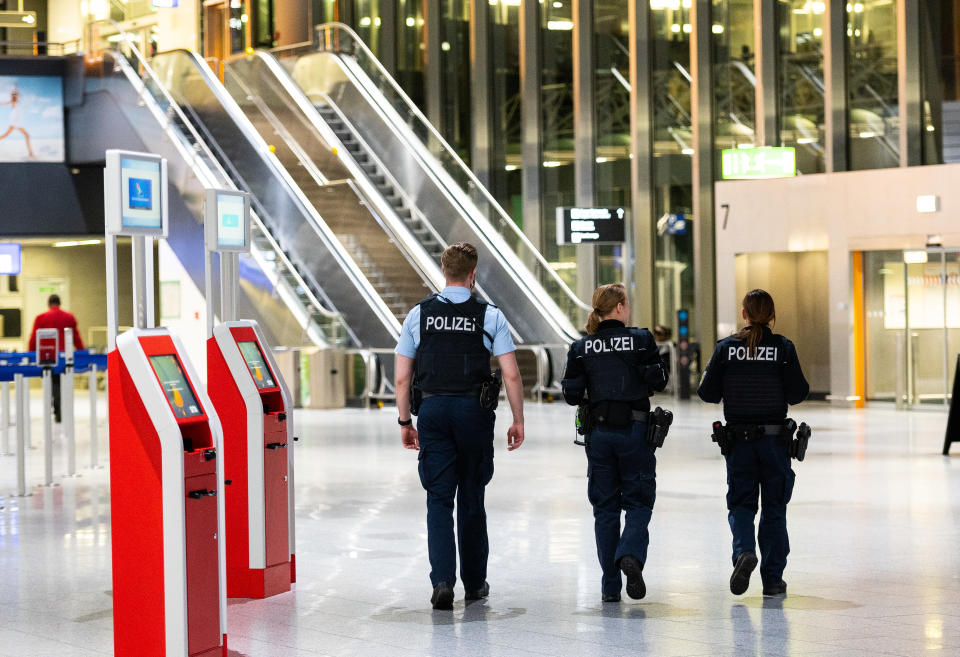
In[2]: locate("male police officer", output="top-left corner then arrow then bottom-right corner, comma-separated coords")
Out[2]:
395,242 -> 525,610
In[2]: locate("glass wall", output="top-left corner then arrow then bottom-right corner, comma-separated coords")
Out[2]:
847,0 -> 899,170
712,0 -> 755,154
490,0 -> 522,225
540,0 -> 576,289
594,0 -> 629,285
312,0 -> 337,28
397,0 -> 425,109
650,2 -> 694,337
778,0 -> 825,173
353,0 -> 382,58
439,0 -> 472,164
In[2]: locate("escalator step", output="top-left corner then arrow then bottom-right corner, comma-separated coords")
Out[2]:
370,175 -> 386,186
346,143 -> 362,153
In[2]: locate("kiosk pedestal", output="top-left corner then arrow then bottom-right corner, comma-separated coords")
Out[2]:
110,328 -> 227,657
207,320 -> 295,599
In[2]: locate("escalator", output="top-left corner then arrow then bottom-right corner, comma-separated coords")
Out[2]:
268,23 -> 586,361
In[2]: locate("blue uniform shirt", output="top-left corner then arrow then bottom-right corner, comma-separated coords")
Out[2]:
395,286 -> 516,358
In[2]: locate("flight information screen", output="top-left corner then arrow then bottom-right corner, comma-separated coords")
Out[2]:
238,340 -> 276,390
149,354 -> 203,418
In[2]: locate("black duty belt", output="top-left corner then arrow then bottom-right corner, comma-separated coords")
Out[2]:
422,390 -> 482,400
727,424 -> 785,441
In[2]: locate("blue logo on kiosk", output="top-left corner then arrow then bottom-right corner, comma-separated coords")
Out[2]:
221,214 -> 239,228
128,178 -> 152,209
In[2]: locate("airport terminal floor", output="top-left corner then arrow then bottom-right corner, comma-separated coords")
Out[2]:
1,394 -> 958,657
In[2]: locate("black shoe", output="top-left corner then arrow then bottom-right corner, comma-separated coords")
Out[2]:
762,580 -> 787,597
465,582 -> 489,601
729,551 -> 758,595
619,555 -> 646,600
602,592 -> 621,602
431,582 -> 454,610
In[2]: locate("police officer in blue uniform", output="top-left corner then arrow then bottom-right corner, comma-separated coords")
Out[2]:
561,283 -> 669,602
698,289 -> 809,597
395,242 -> 525,610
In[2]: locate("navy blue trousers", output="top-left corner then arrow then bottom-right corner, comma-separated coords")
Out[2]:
585,421 -> 656,596
725,434 -> 796,587
416,395 -> 495,590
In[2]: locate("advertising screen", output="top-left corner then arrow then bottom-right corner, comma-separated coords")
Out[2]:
238,340 -> 277,390
121,158 -> 163,230
217,193 -> 246,248
149,354 -> 203,418
0,75 -> 65,162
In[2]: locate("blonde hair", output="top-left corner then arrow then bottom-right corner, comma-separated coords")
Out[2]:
585,283 -> 627,334
441,242 -> 478,281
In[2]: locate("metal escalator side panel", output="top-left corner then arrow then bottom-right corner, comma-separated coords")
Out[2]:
226,53 -> 446,303
289,51 -> 580,346
151,49 -> 402,348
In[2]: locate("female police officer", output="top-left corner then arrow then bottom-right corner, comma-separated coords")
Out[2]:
698,289 -> 809,598
561,283 -> 668,602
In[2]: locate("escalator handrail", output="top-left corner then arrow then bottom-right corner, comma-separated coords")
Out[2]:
314,21 -> 592,315
102,33 -> 351,338
159,47 -> 403,340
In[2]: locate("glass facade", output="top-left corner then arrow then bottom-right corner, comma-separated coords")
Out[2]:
490,0 -> 522,225
778,0 -> 825,173
396,0 -> 425,109
540,0 -> 576,290
651,2 -> 694,333
439,0 -> 472,164
712,0 -> 755,154
846,0 -> 899,170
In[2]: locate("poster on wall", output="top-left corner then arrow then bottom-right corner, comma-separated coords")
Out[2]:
0,76 -> 65,163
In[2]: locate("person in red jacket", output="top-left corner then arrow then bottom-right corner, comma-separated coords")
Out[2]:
28,294 -> 84,423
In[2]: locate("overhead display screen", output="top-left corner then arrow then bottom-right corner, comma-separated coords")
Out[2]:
238,340 -> 277,390
121,158 -> 163,230
217,192 -> 246,248
149,354 -> 203,418
0,75 -> 65,162
555,207 -> 627,245
0,243 -> 21,275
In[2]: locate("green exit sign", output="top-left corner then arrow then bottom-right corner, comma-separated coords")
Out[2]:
721,146 -> 796,180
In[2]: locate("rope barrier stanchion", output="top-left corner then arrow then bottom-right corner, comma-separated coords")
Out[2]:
13,373 -> 30,498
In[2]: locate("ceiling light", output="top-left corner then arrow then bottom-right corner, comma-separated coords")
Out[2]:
543,161 -> 562,167
547,20 -> 574,30
903,251 -> 928,264
712,24 -> 724,34
54,239 -> 102,248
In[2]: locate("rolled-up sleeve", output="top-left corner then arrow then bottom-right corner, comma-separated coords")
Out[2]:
394,308 -> 419,358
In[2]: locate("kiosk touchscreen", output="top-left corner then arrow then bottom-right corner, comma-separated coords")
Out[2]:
207,320 -> 295,599
109,328 -> 227,657
35,328 -> 58,366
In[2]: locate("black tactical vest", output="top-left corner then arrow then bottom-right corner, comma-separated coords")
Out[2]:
417,295 -> 490,395
579,326 -> 651,402
719,330 -> 788,423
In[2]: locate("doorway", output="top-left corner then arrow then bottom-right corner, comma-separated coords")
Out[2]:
203,0 -> 249,64
863,248 -> 959,407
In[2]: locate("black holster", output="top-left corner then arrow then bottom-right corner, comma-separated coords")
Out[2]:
792,422 -> 812,461
646,407 -> 674,449
712,420 -> 732,456
410,379 -> 423,416
479,370 -> 502,410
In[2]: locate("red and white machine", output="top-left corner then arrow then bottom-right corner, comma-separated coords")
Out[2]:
207,320 -> 295,598
109,328 -> 227,657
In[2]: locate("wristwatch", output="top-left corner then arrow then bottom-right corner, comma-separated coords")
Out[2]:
398,418 -> 413,427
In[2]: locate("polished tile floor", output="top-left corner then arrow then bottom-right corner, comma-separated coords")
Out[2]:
1,390 -> 959,656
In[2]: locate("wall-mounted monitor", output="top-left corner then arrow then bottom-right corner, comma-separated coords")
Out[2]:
0,75 -> 64,163
105,150 -> 168,237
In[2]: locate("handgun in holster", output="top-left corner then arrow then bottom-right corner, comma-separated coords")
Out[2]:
574,402 -> 593,446
646,407 -> 674,449
712,420 -> 732,456
410,378 -> 423,417
479,370 -> 502,410
792,422 -> 811,461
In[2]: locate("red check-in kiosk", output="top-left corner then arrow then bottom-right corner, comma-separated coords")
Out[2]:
109,328 -> 228,657
207,320 -> 295,598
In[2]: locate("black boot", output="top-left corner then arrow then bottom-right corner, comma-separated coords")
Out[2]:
729,551 -> 758,595
465,582 -> 489,601
619,555 -> 646,600
762,580 -> 788,597
601,592 -> 621,603
431,582 -> 454,610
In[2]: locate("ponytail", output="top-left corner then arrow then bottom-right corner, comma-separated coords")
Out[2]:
585,283 -> 627,335
735,289 -> 776,356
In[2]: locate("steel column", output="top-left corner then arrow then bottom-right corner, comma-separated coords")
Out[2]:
1,382 -> 10,456
13,374 -> 29,497
754,0 -> 779,146
63,365 -> 77,477
424,0 -> 443,134
627,0 -> 656,329
519,0 -> 543,251
897,0 -> 922,167
89,364 -> 101,469
41,369 -> 57,487
691,0 -> 717,347
132,236 -> 148,330
573,0 -> 597,304
105,234 -> 119,351
824,0 -> 848,172
470,0 -> 493,190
